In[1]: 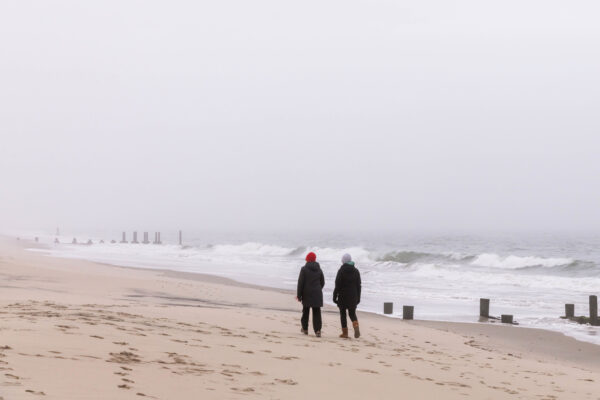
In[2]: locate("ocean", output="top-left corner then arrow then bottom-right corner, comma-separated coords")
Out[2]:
23,229 -> 600,345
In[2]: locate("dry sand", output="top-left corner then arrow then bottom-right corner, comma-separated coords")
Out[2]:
1,236 -> 599,399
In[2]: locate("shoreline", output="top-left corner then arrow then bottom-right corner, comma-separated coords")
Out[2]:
16,237 -> 600,366
143,264 -> 600,369
2,236 -> 600,399
27,237 -> 600,351
79,261 -> 600,370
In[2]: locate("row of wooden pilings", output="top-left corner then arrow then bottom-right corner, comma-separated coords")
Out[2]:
383,303 -> 414,320
57,231 -> 183,246
119,231 -> 164,244
383,295 -> 600,326
562,295 -> 599,326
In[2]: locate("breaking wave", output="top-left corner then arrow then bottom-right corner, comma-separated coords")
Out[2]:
209,242 -> 300,257
470,253 -> 573,269
203,243 -> 594,274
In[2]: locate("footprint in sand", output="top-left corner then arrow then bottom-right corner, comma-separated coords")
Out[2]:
56,325 -> 77,330
78,355 -> 102,360
25,390 -> 46,396
275,356 -> 299,360
357,369 -> 379,374
231,387 -> 255,392
108,351 -> 141,364
275,379 -> 298,385
221,369 -> 242,377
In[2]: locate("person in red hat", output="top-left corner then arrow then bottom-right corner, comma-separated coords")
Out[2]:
296,252 -> 325,337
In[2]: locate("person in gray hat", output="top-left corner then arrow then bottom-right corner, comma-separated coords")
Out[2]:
333,253 -> 362,338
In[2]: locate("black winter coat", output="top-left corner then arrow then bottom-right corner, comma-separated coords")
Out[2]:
333,263 -> 361,309
297,262 -> 325,308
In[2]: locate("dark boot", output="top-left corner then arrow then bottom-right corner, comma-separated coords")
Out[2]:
315,331 -> 321,337
339,328 -> 349,338
352,321 -> 360,338
301,328 -> 308,335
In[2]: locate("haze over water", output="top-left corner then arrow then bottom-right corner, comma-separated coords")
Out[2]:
2,1 -> 600,235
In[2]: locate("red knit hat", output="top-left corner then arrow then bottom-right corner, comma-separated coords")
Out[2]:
305,252 -> 317,262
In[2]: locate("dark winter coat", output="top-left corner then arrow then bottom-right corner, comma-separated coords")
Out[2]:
333,263 -> 361,309
297,262 -> 325,308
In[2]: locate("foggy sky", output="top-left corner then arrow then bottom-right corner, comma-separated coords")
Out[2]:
1,1 -> 599,233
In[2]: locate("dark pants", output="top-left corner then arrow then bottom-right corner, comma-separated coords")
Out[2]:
339,307 -> 358,328
301,306 -> 322,333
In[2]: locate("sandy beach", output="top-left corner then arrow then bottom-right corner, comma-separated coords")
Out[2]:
1,236 -> 599,400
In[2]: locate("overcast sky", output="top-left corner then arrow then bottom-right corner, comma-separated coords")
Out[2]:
1,1 -> 599,234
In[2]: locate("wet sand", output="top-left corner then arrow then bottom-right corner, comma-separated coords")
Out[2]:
1,237 -> 599,399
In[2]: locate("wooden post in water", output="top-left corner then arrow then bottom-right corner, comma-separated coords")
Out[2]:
179,230 -> 182,246
157,232 -> 162,244
403,306 -> 414,320
501,314 -> 513,324
142,232 -> 149,244
480,298 -> 490,318
565,304 -> 575,318
383,302 -> 393,315
120,232 -> 127,243
132,231 -> 139,244
590,295 -> 598,326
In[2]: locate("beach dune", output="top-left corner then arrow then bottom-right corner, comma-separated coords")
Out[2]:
1,237 -> 599,399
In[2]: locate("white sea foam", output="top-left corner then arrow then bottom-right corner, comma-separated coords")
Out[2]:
471,253 -> 573,269
210,242 -> 298,257
306,246 -> 373,263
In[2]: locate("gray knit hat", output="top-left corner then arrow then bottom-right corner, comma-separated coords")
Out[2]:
341,253 -> 352,264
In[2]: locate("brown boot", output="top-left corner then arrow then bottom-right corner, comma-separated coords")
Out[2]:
352,321 -> 360,338
339,328 -> 349,338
